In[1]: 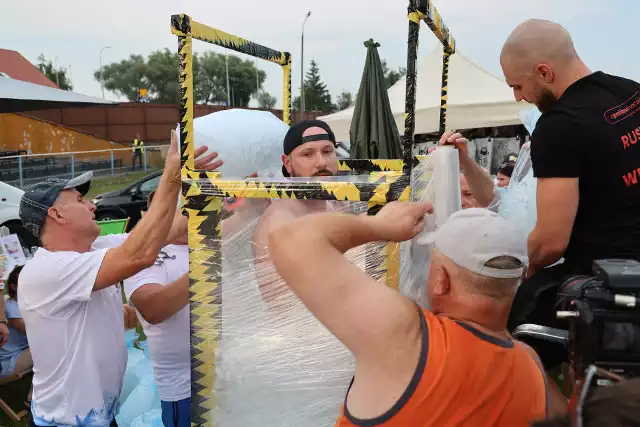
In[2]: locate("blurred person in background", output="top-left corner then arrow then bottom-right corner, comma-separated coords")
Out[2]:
497,161 -> 516,188
0,262 -> 8,348
0,265 -> 32,404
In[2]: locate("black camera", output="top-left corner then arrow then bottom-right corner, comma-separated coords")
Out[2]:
557,259 -> 640,384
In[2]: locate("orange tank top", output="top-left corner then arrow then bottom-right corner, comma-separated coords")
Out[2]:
335,308 -> 548,427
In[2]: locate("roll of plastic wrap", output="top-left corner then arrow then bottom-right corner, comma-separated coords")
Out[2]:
177,109 -> 289,178
432,146 -> 462,228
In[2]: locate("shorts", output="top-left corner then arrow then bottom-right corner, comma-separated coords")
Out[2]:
161,397 -> 191,427
0,354 -> 19,378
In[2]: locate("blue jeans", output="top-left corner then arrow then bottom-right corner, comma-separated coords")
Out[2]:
161,397 -> 190,427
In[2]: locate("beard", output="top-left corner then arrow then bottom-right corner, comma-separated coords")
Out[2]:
290,165 -> 335,178
535,87 -> 558,113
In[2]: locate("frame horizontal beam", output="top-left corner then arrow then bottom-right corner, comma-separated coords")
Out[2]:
182,177 -> 412,203
412,0 -> 455,53
171,14 -> 290,66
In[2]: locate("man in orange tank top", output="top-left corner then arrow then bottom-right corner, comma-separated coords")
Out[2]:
269,203 -> 567,427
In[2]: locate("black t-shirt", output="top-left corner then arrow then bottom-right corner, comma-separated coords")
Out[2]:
531,71 -> 640,273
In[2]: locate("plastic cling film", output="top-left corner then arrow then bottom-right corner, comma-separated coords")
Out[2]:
499,143 -> 537,235
184,154 -> 463,425
431,146 -> 461,228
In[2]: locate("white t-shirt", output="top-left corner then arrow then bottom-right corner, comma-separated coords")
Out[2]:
18,234 -> 129,426
123,244 -> 190,402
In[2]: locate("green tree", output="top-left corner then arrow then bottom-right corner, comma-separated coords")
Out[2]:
37,55 -> 73,90
195,52 -> 227,105
225,55 -> 266,107
381,59 -> 406,89
293,60 -> 333,113
257,91 -> 277,109
94,54 -> 147,101
146,49 -> 181,104
335,91 -> 354,111
95,50 -> 266,106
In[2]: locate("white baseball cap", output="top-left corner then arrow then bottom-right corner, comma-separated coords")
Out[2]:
431,208 -> 529,279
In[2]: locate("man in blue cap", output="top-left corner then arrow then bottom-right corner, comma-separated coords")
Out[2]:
17,130 -> 221,427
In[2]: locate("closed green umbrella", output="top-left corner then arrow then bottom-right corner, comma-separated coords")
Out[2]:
349,39 -> 402,159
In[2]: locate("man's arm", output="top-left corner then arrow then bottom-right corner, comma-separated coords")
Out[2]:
165,209 -> 188,245
268,202 -> 431,364
95,131 -> 221,290
95,158 -> 181,289
459,154 -> 495,207
128,274 -> 189,325
5,300 -> 25,335
253,204 -> 299,298
528,178 -> 579,271
438,131 -> 495,207
8,317 -> 26,335
527,113 -> 584,273
123,304 -> 138,329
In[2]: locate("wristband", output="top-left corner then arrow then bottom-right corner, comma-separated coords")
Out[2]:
0,319 -> 6,325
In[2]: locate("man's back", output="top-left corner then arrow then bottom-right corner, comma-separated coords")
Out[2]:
337,309 -> 547,427
123,243 -> 190,403
531,71 -> 640,272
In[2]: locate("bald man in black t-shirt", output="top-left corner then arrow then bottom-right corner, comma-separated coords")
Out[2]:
500,20 -> 640,359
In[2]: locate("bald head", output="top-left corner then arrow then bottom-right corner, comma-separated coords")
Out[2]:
500,20 -> 590,112
501,19 -> 578,70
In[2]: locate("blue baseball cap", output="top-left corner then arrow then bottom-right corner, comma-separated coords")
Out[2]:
19,171 -> 93,238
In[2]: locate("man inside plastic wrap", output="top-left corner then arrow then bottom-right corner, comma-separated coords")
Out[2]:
215,119 -> 363,426
499,19 -> 640,366
16,131 -> 222,427
253,120 -> 342,303
269,205 -> 568,426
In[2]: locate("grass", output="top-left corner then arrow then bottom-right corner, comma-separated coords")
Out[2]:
0,373 -> 32,427
85,170 -> 156,200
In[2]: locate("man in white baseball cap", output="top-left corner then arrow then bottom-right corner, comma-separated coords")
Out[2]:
269,203 -> 567,425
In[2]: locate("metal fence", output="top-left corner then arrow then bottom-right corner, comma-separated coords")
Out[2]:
0,145 -> 169,189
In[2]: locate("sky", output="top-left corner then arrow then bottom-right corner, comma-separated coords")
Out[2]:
0,0 -> 636,109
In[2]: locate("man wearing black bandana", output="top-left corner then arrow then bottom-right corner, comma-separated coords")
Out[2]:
281,120 -> 339,178
253,120 -> 341,303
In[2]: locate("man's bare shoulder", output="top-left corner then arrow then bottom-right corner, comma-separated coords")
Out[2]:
257,200 -> 306,230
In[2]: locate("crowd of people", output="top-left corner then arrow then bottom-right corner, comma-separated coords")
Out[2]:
0,16 -> 639,427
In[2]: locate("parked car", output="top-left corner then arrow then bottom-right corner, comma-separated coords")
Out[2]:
92,170 -> 162,229
0,182 -> 39,249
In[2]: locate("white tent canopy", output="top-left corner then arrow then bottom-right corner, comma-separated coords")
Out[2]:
318,48 -> 527,141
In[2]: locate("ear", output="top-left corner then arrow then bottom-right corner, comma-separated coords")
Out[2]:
432,265 -> 451,296
535,64 -> 554,83
281,154 -> 292,175
47,207 -> 66,225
